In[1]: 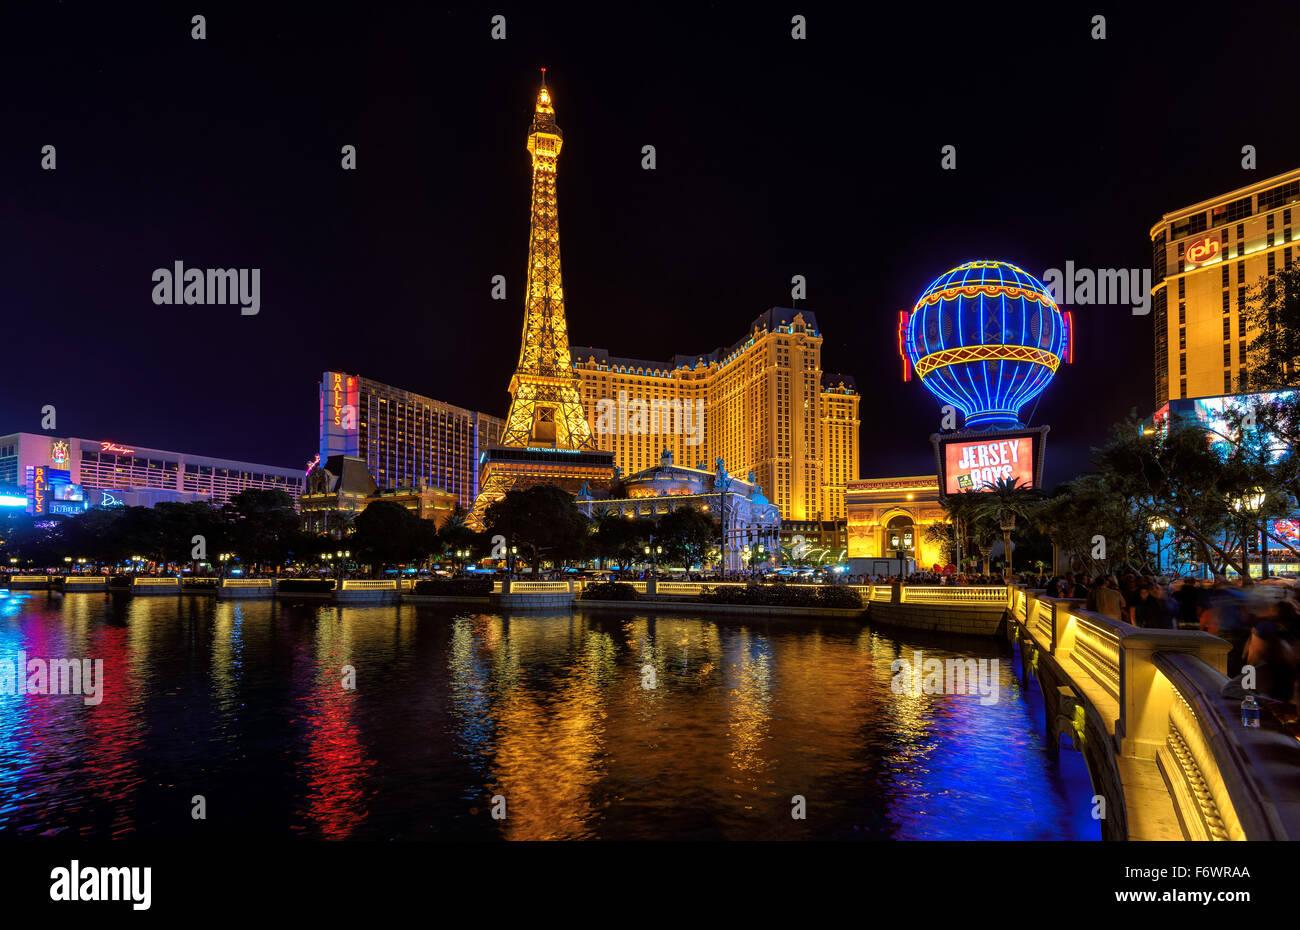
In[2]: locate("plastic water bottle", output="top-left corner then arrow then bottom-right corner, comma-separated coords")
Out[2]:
1241,693 -> 1261,728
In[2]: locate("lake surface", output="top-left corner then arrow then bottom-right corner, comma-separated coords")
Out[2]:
0,591 -> 1098,840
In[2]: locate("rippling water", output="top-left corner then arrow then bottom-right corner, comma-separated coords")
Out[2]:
0,591 -> 1098,840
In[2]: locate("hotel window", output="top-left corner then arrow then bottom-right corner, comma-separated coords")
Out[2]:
1179,354 -> 1187,375
1223,344 -> 1231,366
1269,252 -> 1276,275
1239,315 -> 1247,337
1179,328 -> 1186,350
1268,214 -> 1276,230
1222,317 -> 1230,339
1236,223 -> 1246,240
1268,232 -> 1276,247
1180,379 -> 1187,398
1238,286 -> 1246,307
1178,278 -> 1186,298
1240,368 -> 1248,389
1221,266 -> 1230,287
1239,341 -> 1246,364
1225,371 -> 1233,392
1287,247 -> 1294,268
1238,242 -> 1247,257
1222,290 -> 1230,311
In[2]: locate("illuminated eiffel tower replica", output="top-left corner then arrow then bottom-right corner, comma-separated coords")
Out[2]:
469,73 -> 614,529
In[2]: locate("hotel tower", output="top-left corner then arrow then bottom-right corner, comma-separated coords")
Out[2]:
572,309 -> 860,521
1151,166 -> 1300,407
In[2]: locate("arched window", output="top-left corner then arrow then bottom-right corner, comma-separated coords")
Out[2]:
886,514 -> 915,556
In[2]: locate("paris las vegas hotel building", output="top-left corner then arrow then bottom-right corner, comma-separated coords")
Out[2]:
572,307 -> 861,521
314,308 -> 861,530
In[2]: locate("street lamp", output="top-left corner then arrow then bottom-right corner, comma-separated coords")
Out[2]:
1150,517 -> 1169,574
1232,489 -> 1266,579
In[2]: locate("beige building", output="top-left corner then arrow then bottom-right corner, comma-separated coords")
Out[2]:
571,308 -> 860,521
1151,167 -> 1300,408
845,475 -> 948,569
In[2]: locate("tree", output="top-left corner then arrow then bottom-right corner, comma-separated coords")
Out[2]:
223,489 -> 302,573
353,501 -> 424,575
437,505 -> 478,565
1096,415 -> 1259,578
482,484 -> 588,570
657,507 -> 717,569
971,477 -> 1039,574
1243,265 -> 1300,389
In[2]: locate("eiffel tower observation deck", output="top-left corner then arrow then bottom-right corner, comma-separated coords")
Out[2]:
469,72 -> 614,528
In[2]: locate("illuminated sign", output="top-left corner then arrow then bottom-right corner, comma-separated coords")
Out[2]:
50,440 -> 70,467
944,437 -> 1034,493
52,482 -> 84,502
32,465 -> 47,515
897,310 -> 911,381
933,427 -> 1048,497
98,491 -> 125,508
100,441 -> 135,455
319,371 -> 360,459
1272,518 -> 1300,546
305,453 -> 320,475
1185,237 -> 1221,267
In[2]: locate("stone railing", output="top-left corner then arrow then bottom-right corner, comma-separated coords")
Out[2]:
219,578 -> 274,588
901,585 -> 1007,604
654,581 -> 704,596
63,576 -> 109,586
503,581 -> 571,593
1008,583 -> 1299,841
131,577 -> 179,587
339,579 -> 398,591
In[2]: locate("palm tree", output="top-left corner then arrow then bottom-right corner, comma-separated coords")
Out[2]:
972,477 -> 1039,575
940,489 -> 983,569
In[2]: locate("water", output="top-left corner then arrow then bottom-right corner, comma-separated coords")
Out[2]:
0,591 -> 1098,840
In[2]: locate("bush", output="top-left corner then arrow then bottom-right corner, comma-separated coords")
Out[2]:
697,582 -> 862,609
412,576 -> 495,596
580,581 -> 639,601
277,578 -> 337,593
814,585 -> 864,609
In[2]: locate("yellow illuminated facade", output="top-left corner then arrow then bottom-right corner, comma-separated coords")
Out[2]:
1151,166 -> 1300,407
845,475 -> 948,569
572,309 -> 860,520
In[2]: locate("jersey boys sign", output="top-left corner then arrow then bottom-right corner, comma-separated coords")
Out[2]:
941,434 -> 1038,494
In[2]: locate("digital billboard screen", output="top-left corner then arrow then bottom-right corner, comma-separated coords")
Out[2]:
940,432 -> 1039,495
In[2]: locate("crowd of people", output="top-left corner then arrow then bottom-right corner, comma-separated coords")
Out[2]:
1024,570 -> 1299,709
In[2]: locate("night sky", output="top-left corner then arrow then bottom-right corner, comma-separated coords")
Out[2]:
3,2 -> 1298,487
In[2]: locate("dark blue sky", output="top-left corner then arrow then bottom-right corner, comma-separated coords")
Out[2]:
2,1 -> 1297,487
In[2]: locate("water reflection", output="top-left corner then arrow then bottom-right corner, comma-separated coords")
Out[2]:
0,593 -> 1098,840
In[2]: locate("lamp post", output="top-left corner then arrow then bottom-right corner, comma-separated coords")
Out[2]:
643,543 -> 662,572
1232,489 -> 1265,580
1150,517 -> 1168,575
716,470 -> 733,578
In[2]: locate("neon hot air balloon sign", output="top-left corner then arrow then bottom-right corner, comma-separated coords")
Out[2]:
900,260 -> 1070,430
